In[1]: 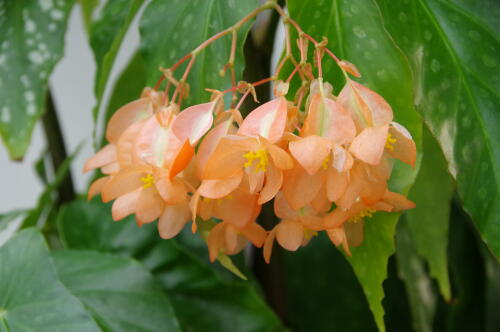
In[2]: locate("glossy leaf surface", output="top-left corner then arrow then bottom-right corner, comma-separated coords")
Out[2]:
57,198 -> 284,332
139,0 -> 257,105
0,0 -> 74,159
53,250 -> 182,332
0,229 -> 99,331
90,0 -> 144,124
406,127 -> 454,299
376,0 -> 500,258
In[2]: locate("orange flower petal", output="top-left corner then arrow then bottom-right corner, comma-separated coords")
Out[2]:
282,166 -> 323,210
158,201 -> 191,239
101,162 -> 120,175
247,168 -> 265,194
106,98 -> 151,143
83,144 -> 116,173
289,135 -> 331,175
349,125 -> 389,165
196,119 -> 234,178
274,191 -> 298,220
87,176 -> 109,200
266,144 -> 294,170
326,167 -> 348,202
240,222 -> 267,247
116,120 -> 146,168
203,135 -> 258,179
258,162 -> 283,204
324,208 -> 351,228
154,171 -> 187,205
338,80 -> 393,128
224,224 -> 239,253
111,188 -> 141,221
208,222 -> 225,262
198,171 -> 243,199
172,101 -> 216,145
276,219 -> 303,251
168,139 -> 195,179
302,94 -> 356,144
101,167 -> 147,202
310,185 -> 330,214
238,97 -> 287,143
214,189 -> 259,228
388,122 -> 417,167
383,191 -> 416,211
135,186 -> 164,225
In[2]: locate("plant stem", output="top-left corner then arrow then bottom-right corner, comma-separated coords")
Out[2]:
42,89 -> 75,205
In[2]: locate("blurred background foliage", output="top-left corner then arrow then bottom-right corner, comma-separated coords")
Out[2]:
0,0 -> 499,331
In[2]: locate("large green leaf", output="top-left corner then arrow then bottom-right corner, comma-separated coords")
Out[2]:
57,198 -> 157,257
0,0 -> 74,159
282,233 -> 377,332
376,0 -> 500,258
143,241 -> 284,332
90,0 -> 144,123
139,0 -> 257,106
57,198 -> 284,332
396,218 -> 438,332
0,229 -> 99,331
52,250 -> 182,332
286,1 -> 422,330
406,127 -> 454,299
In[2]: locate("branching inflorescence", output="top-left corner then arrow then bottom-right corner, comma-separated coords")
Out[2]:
84,1 -> 416,273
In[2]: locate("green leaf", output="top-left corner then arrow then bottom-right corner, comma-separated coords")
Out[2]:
90,0 -> 144,123
445,204 -> 487,331
142,241 -> 284,332
139,0 -> 258,105
396,218 -> 438,332
0,0 -> 74,159
57,199 -> 284,332
286,1 -> 422,330
376,0 -> 500,258
102,53 -> 147,127
283,233 -> 377,332
52,250 -> 182,332
406,127 -> 454,299
57,198 -> 158,257
78,0 -> 99,33
0,228 -> 99,331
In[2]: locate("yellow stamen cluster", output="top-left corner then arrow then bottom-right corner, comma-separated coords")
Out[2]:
140,173 -> 154,189
322,154 -> 331,170
304,228 -> 318,240
243,149 -> 268,172
385,133 -> 397,151
350,208 -> 376,223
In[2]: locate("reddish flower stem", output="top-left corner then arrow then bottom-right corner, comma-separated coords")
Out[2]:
222,77 -> 274,94
235,88 -> 251,110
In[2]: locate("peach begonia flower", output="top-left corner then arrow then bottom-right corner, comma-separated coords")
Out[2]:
338,79 -> 416,168
207,220 -> 267,262
189,174 -> 266,261
83,88 -> 165,199
282,82 -> 356,210
324,189 -> 416,254
84,97 -> 220,239
199,97 -> 294,205
263,192 -> 324,263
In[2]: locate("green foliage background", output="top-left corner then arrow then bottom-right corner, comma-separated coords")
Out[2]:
0,0 -> 499,331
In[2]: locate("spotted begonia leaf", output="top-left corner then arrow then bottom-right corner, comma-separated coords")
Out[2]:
0,0 -> 74,159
